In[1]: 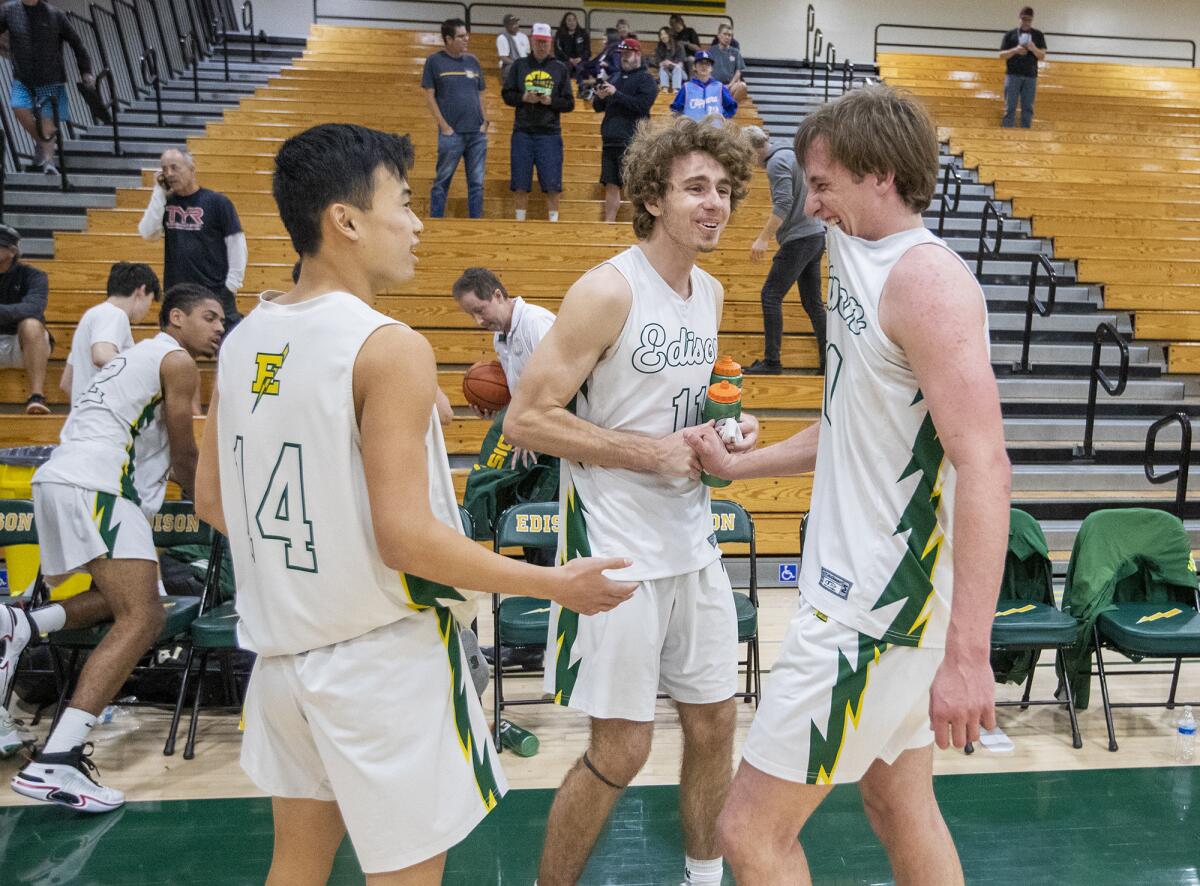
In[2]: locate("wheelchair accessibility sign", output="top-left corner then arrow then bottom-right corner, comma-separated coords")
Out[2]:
778,563 -> 798,583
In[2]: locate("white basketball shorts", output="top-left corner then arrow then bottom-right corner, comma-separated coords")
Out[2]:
544,559 -> 739,721
742,600 -> 944,785
31,482 -> 156,578
240,607 -> 508,874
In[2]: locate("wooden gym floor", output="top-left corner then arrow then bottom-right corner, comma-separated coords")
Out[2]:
0,585 -> 1197,883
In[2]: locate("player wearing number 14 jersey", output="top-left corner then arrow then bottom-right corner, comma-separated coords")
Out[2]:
194,123 -> 633,884
505,117 -> 757,886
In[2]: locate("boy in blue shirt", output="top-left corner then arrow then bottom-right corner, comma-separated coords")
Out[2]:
670,51 -> 737,121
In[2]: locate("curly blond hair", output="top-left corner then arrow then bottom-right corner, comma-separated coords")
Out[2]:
621,117 -> 756,240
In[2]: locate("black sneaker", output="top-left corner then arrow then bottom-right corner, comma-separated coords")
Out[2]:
744,358 -> 783,375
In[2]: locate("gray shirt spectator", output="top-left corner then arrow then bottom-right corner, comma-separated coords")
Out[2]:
764,146 -> 824,244
709,37 -> 745,85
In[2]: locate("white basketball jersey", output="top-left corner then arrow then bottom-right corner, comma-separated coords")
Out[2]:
217,291 -> 478,658
68,302 -> 134,407
799,224 -> 989,649
559,245 -> 721,582
33,332 -> 183,516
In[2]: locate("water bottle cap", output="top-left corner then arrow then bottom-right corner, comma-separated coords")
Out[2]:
713,355 -> 742,377
707,380 -> 741,404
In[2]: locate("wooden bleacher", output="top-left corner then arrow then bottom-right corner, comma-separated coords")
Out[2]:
878,52 -> 1200,374
5,24 -> 820,555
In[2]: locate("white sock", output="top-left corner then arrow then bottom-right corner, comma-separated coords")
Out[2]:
548,211 -> 559,222
515,209 -> 527,221
31,603 -> 66,634
42,707 -> 96,755
685,856 -> 724,885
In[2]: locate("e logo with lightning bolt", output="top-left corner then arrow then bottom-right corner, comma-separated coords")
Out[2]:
250,344 -> 289,413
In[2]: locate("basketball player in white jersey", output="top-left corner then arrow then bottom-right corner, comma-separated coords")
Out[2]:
686,86 -> 1010,884
504,117 -> 758,886
193,123 -> 634,886
60,262 -> 160,405
2,283 -> 222,810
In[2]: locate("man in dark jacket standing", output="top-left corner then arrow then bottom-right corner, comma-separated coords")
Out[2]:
503,22 -> 574,222
0,0 -> 93,173
592,38 -> 656,223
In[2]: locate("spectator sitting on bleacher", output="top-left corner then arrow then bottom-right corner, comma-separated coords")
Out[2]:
0,224 -> 51,413
593,38 -> 657,223
0,0 -> 93,174
496,13 -> 529,84
587,27 -> 622,91
709,28 -> 740,49
502,23 -> 574,222
710,24 -> 747,102
999,5 -> 1047,128
668,14 -> 701,55
423,18 -> 489,219
61,262 -> 160,406
671,51 -> 737,121
138,148 -> 247,333
554,12 -> 590,96
654,27 -> 686,93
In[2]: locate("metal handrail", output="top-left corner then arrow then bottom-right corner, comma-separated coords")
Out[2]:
180,32 -> 202,102
975,197 -> 1004,278
841,57 -> 853,93
113,0 -> 152,96
33,96 -> 68,191
142,0 -> 179,77
140,49 -> 164,126
95,69 -> 122,156
213,14 -> 229,81
1075,322 -> 1130,460
809,28 -> 823,86
1013,254 -> 1058,373
936,163 -> 961,237
1145,412 -> 1192,517
873,23 -> 1196,67
466,4 -> 584,31
584,7 -> 732,42
312,0 -> 467,30
803,4 -> 816,65
823,43 -> 837,102
241,0 -> 256,64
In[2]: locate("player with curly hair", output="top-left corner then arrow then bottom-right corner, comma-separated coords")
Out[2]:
505,115 -> 757,886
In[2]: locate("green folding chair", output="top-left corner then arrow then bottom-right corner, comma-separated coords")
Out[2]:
490,501 -> 558,750
1071,509 -> 1200,751
710,499 -> 761,705
43,501 -> 210,732
164,533 -> 236,759
982,508 -> 1082,750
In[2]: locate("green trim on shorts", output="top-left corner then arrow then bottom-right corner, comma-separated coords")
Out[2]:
552,482 -> 591,706
92,491 -> 119,558
436,606 -> 503,813
806,630 -> 888,785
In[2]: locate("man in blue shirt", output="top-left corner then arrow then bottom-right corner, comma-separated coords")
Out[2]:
670,51 -> 737,121
422,18 -> 490,218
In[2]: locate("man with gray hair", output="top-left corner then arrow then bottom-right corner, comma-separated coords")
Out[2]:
741,125 -> 826,375
139,147 -> 247,330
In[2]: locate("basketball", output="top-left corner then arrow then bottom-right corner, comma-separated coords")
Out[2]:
462,360 -> 511,412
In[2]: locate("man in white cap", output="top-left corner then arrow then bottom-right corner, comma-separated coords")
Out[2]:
501,23 -> 575,222
496,13 -> 529,83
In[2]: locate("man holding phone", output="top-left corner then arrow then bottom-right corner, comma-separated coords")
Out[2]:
138,147 -> 247,332
999,6 -> 1047,128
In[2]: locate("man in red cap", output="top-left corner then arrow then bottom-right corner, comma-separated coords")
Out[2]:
592,37 -> 657,222
502,22 -> 575,222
